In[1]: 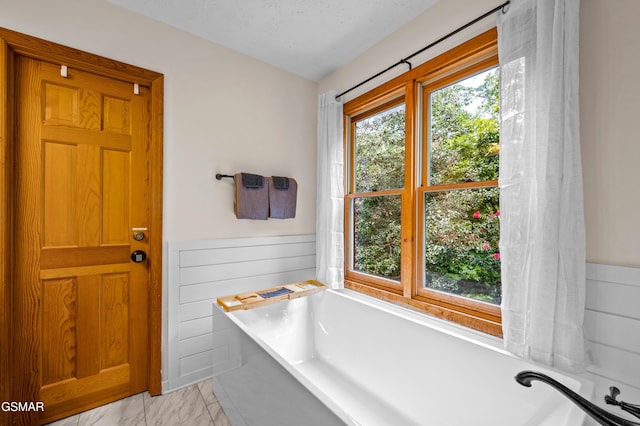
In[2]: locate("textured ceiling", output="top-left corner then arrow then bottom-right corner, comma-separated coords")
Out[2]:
104,0 -> 439,81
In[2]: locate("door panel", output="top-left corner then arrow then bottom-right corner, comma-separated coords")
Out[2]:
41,277 -> 77,386
103,149 -> 131,244
14,56 -> 150,424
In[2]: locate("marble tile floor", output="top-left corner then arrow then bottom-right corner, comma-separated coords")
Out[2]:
46,379 -> 231,426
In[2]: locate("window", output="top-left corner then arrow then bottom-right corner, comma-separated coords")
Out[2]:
420,66 -> 501,305
350,101 -> 405,288
344,29 -> 502,335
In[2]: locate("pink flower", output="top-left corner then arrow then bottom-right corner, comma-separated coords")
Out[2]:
473,211 -> 481,219
482,242 -> 490,250
495,210 -> 500,216
492,253 -> 501,260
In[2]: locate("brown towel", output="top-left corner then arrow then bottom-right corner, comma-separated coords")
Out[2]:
234,173 -> 268,220
268,176 -> 297,219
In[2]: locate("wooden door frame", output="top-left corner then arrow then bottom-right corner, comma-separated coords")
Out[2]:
0,27 -> 164,411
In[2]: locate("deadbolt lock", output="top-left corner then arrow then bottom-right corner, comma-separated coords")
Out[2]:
133,231 -> 145,241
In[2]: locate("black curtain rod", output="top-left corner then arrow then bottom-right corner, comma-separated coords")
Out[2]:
215,173 -> 234,180
335,1 -> 510,101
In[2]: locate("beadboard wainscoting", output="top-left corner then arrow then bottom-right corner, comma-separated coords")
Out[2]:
166,235 -> 316,392
166,239 -> 639,402
583,263 -> 640,400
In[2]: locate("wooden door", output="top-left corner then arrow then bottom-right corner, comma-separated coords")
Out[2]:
13,55 -> 151,424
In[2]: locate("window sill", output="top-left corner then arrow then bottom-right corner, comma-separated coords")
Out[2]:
344,279 -> 503,337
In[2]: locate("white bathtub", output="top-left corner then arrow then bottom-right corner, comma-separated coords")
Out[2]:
212,288 -> 594,426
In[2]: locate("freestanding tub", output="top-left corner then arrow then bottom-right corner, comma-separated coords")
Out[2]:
212,288 -> 594,426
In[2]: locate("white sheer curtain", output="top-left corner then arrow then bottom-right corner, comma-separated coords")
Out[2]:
316,91 -> 344,289
498,0 -> 587,372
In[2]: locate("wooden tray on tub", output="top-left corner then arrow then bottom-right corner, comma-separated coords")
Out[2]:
216,279 -> 328,312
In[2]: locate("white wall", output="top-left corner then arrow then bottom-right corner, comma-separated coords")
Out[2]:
0,0 -> 318,243
580,0 -> 640,267
318,0 -> 500,100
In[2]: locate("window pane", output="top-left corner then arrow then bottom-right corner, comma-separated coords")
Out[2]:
429,68 -> 499,186
424,187 -> 500,304
355,104 -> 405,192
353,195 -> 401,281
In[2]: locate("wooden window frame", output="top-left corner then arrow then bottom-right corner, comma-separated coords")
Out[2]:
343,29 -> 502,336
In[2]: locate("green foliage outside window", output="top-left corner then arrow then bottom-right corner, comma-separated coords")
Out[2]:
353,105 -> 404,280
355,105 -> 405,192
424,188 -> 501,304
354,195 -> 402,280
